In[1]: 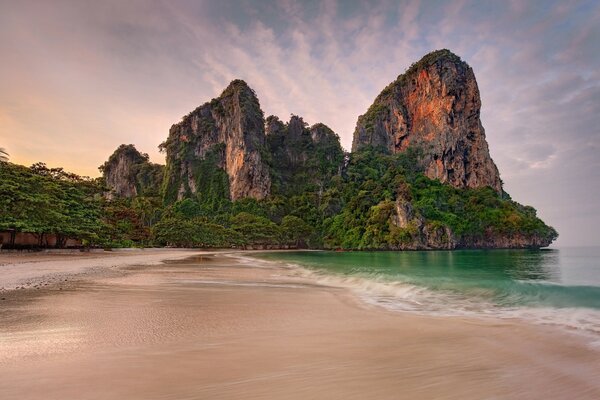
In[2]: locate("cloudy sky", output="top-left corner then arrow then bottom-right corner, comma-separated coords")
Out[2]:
1,0 -> 599,246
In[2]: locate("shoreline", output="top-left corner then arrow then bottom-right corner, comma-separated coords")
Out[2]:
1,250 -> 599,399
0,248 -> 208,292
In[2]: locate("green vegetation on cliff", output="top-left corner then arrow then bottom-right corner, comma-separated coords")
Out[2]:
100,144 -> 163,198
266,115 -> 344,196
398,49 -> 463,84
322,148 -> 557,249
0,144 -> 557,249
160,79 -> 270,204
147,145 -> 556,249
1,68 -> 557,250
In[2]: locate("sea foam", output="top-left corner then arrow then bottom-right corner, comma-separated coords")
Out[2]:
228,253 -> 600,348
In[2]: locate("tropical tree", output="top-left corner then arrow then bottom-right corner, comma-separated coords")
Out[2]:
0,162 -> 104,247
230,212 -> 281,245
151,217 -> 198,247
281,215 -> 313,247
0,147 -> 8,162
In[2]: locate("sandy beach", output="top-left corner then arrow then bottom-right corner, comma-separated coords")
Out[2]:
0,249 -> 203,291
0,250 -> 599,399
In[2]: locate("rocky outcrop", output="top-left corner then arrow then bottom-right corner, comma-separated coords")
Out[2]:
352,49 -> 502,193
100,144 -> 163,198
266,115 -> 344,195
457,232 -> 555,249
161,80 -> 271,203
388,180 -> 455,250
390,202 -> 554,250
96,53 -> 556,250
387,180 -> 555,250
391,203 -> 554,250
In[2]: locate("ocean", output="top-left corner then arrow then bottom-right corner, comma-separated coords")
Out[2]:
254,247 -> 600,341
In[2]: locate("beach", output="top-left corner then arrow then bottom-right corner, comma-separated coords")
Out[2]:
0,249 -> 202,291
1,250 -> 599,399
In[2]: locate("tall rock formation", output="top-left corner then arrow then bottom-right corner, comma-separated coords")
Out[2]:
161,80 -> 271,203
100,144 -> 163,198
352,49 -> 502,193
266,115 -> 344,195
96,63 -> 556,249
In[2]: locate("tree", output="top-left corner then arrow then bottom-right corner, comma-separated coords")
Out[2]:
100,200 -> 149,247
0,162 -> 104,247
0,148 -> 8,162
281,215 -> 313,247
230,212 -> 281,246
151,216 -> 242,248
152,217 -> 198,247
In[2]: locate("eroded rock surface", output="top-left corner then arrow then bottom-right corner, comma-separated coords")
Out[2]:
352,49 -> 502,193
100,144 -> 163,198
161,80 -> 271,202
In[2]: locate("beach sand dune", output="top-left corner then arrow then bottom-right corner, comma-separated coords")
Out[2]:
0,252 -> 599,399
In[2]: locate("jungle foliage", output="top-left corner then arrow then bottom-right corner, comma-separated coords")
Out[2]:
0,143 -> 557,249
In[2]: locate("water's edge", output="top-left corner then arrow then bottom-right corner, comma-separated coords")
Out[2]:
234,250 -> 600,349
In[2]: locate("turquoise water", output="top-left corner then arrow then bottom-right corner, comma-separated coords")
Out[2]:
254,248 -> 600,336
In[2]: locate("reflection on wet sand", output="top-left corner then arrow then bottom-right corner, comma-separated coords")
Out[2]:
1,254 -> 599,399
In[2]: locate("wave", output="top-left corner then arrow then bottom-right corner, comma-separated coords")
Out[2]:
231,253 -> 600,346
317,271 -> 600,345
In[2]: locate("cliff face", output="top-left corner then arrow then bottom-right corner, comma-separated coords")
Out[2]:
389,182 -> 555,250
97,50 -> 557,250
161,80 -> 271,203
100,144 -> 163,198
352,49 -> 502,193
266,115 -> 344,195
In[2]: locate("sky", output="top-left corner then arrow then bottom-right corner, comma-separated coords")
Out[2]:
0,0 -> 599,246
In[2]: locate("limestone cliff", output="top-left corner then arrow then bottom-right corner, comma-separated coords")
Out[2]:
388,181 -> 555,250
96,55 -> 556,250
352,49 -> 502,193
100,144 -> 163,198
266,115 -> 344,195
161,80 -> 271,203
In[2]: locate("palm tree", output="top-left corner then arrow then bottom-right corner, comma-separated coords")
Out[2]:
0,147 -> 8,162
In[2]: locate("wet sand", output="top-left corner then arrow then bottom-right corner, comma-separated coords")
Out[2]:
0,249 -> 203,291
1,252 -> 599,399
